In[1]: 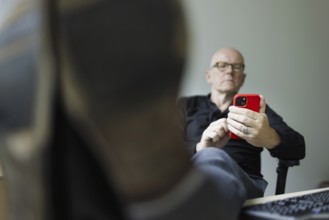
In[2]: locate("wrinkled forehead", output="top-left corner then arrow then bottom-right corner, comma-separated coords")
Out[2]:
210,48 -> 244,67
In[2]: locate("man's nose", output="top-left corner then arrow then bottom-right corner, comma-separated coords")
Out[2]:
226,65 -> 234,74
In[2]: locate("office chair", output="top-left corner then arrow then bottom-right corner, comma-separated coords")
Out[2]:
275,159 -> 300,195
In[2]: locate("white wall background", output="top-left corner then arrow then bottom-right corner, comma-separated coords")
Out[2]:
179,0 -> 329,196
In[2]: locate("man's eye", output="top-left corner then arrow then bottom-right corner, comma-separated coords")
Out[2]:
233,64 -> 242,69
217,63 -> 228,68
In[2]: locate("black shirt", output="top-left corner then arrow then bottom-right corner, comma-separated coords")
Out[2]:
178,94 -> 305,177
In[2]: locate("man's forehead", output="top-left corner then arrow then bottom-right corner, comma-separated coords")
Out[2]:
210,49 -> 244,66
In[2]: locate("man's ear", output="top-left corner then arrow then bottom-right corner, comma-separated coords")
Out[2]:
205,71 -> 212,83
241,72 -> 246,86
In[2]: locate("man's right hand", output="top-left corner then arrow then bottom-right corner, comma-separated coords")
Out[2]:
196,118 -> 230,152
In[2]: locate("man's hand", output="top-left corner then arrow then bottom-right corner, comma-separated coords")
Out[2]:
196,118 -> 230,152
227,95 -> 280,149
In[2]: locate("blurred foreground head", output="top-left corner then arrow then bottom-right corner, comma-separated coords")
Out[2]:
56,0 -> 190,201
57,0 -> 186,123
0,0 -> 189,219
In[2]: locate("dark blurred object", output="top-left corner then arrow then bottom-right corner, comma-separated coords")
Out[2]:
275,159 -> 300,195
319,181 -> 329,188
0,0 -> 187,219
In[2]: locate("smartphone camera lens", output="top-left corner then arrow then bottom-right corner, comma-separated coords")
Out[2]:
236,97 -> 247,106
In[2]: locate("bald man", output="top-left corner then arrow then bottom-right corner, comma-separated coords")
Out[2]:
179,47 -> 305,198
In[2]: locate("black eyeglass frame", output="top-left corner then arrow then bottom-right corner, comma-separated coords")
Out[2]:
212,62 -> 245,72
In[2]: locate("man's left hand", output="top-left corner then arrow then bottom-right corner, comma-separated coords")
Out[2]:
227,95 -> 280,149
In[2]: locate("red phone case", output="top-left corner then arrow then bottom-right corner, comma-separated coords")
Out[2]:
230,94 -> 260,139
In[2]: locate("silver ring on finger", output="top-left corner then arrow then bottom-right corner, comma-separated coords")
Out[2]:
243,126 -> 249,134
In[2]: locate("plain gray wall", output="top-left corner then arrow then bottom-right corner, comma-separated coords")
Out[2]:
179,0 -> 329,196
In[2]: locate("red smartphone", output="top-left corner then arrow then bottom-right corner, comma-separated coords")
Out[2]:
230,94 -> 261,139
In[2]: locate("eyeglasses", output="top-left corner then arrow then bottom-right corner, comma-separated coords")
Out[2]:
212,62 -> 245,72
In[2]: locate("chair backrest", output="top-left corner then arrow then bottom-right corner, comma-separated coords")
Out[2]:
275,159 -> 300,195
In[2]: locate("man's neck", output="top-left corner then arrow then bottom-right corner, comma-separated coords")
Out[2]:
210,90 -> 236,112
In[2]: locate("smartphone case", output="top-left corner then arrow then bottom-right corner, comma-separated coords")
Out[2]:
230,94 -> 260,139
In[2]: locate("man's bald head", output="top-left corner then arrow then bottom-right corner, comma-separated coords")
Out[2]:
210,47 -> 244,68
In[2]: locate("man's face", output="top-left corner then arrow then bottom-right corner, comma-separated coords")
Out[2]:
206,48 -> 246,94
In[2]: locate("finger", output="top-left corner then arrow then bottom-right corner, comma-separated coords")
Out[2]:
229,106 -> 258,120
217,126 -> 228,138
203,129 -> 219,142
227,117 -> 249,134
215,121 -> 229,133
210,118 -> 228,127
259,95 -> 266,113
212,126 -> 230,142
228,124 -> 245,139
227,112 -> 254,127
212,133 -> 219,142
209,119 -> 229,133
